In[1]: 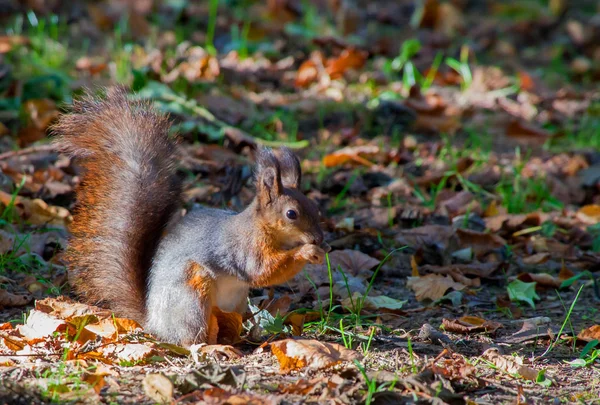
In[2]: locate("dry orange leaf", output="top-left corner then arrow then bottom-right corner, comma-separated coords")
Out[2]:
83,364 -> 115,394
576,205 -> 600,224
210,307 -> 243,345
406,274 -> 466,301
270,339 -> 362,373
296,59 -> 319,87
578,325 -> 600,342
442,316 -> 503,334
322,145 -> 379,168
198,344 -> 243,360
192,386 -> 278,405
0,191 -> 72,227
506,119 -> 553,140
325,48 -> 367,79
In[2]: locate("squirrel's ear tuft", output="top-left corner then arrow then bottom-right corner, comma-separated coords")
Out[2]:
275,147 -> 301,189
256,148 -> 282,204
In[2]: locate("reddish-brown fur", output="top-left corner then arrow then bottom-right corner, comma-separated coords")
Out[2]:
52,87 -> 181,323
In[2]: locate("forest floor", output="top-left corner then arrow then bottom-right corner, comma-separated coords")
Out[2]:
0,1 -> 600,404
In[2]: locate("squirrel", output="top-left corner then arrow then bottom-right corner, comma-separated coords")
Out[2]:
52,87 -> 328,346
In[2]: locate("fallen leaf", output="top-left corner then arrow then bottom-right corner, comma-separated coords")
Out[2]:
576,205 -> 600,225
36,297 -> 111,320
17,310 -> 68,341
189,387 -> 278,405
578,325 -> 600,343
456,228 -> 506,258
100,343 -> 154,363
430,352 -> 477,383
195,344 -> 243,360
501,317 -> 555,344
482,348 -> 540,382
210,307 -> 243,345
0,191 -> 72,227
442,316 -> 503,334
82,364 -> 115,394
522,253 -> 550,265
326,48 -> 368,79
406,274 -> 466,301
322,145 -> 379,168
296,59 -> 319,87
270,339 -> 362,373
0,290 -> 33,308
517,272 -> 561,288
263,295 -> 292,317
506,119 -> 553,141
327,249 -> 380,276
143,374 -> 174,404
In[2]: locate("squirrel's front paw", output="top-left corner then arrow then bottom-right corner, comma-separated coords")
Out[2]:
298,244 -> 326,264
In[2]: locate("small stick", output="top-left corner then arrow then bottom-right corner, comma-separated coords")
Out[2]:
0,144 -> 56,160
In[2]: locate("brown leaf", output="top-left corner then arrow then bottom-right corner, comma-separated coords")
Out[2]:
263,295 -> 292,317
296,59 -> 319,87
420,262 -> 500,279
437,191 -> 479,218
578,325 -> 600,343
413,112 -> 461,134
211,307 -> 243,345
143,374 -> 174,404
506,119 -> 553,141
0,289 -> 33,308
82,364 -> 115,394
197,344 -> 243,360
285,313 -> 305,336
502,317 -> 554,344
190,387 -> 278,405
0,191 -> 72,227
270,339 -> 362,373
522,253 -> 550,265
430,352 -> 477,383
325,48 -> 367,79
36,297 -> 111,320
84,317 -> 142,341
442,316 -> 503,334
482,348 -> 539,382
406,274 -> 466,301
100,343 -> 154,363
456,228 -> 506,258
327,249 -> 380,276
576,205 -> 600,225
322,145 -> 379,168
517,272 -> 561,288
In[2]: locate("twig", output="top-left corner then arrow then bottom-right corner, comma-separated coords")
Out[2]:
0,144 -> 56,160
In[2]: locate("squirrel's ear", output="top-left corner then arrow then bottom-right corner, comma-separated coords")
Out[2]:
256,148 -> 282,204
276,147 -> 301,189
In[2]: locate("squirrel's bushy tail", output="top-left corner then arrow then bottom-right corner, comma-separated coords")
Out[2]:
53,87 -> 181,322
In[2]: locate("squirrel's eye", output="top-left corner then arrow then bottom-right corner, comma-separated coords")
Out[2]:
286,210 -> 298,220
